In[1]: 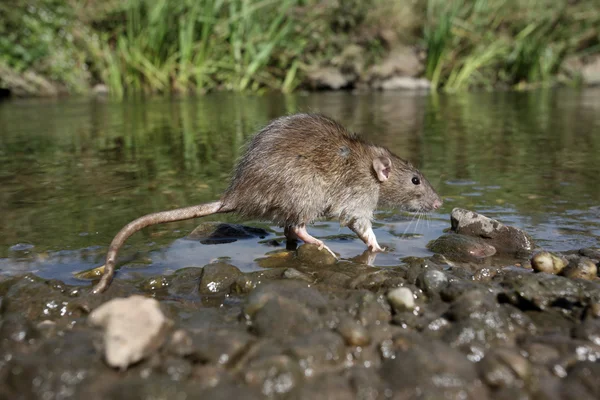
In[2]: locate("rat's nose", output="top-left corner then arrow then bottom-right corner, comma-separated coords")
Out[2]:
432,199 -> 442,210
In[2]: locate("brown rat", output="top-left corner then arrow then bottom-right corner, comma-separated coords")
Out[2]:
92,113 -> 442,293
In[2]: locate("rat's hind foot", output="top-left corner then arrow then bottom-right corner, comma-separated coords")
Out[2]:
288,224 -> 338,259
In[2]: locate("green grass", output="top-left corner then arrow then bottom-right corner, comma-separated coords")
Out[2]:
423,0 -> 600,91
1,0 -> 599,96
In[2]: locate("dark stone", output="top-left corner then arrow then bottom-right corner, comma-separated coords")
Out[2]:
199,263 -> 243,295
380,332 -> 489,399
188,222 -> 270,244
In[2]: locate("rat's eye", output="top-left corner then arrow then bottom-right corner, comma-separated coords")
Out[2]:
411,177 -> 421,185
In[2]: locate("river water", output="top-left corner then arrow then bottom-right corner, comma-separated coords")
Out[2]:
1,89 -> 599,284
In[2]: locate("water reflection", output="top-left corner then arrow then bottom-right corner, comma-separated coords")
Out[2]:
1,89 -> 599,282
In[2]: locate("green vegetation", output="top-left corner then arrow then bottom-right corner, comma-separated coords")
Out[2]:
0,0 -> 598,96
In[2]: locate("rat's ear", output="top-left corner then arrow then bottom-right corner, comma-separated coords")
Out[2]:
372,156 -> 392,182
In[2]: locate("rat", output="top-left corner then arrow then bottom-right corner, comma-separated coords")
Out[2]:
92,113 -> 442,293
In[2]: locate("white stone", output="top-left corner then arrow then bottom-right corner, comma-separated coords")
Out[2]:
387,287 -> 415,311
88,295 -> 172,369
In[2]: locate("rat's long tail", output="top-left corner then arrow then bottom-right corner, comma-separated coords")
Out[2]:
92,201 -> 233,294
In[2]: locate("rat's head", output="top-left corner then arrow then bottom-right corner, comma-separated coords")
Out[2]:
373,155 -> 442,212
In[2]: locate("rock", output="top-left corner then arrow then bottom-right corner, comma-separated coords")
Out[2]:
88,295 -> 172,369
92,84 -> 109,95
416,269 -> 448,297
381,332 -> 489,399
379,77 -> 431,90
188,222 -> 270,244
442,290 -> 535,360
387,287 -> 416,312
243,355 -> 303,397
296,374 -> 355,400
572,318 -> 600,346
179,329 -> 255,365
336,318 -> 371,346
497,270 -> 584,310
367,46 -> 423,79
288,331 -> 347,373
531,251 -> 568,274
199,262 -> 243,294
306,66 -> 354,90
580,55 -> 600,86
296,244 -> 338,265
479,347 -> 531,388
450,208 -> 534,257
428,233 -> 497,262
561,257 -> 598,280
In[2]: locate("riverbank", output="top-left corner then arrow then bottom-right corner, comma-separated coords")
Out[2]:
1,0 -> 599,97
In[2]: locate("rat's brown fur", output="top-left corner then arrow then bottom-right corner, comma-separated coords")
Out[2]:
93,113 -> 442,293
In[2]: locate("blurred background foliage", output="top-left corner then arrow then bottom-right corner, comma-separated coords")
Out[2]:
0,0 -> 598,96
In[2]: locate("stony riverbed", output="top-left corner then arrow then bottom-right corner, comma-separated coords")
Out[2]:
1,209 -> 599,400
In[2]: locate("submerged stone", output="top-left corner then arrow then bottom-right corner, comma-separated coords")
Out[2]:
428,233 -> 497,262
188,222 -> 270,244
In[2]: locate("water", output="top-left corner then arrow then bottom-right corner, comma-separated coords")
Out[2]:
1,89 -> 599,284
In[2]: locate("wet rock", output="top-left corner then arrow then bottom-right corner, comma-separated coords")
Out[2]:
479,347 -> 531,389
451,208 -> 534,256
245,281 -> 328,339
306,66 -> 354,90
74,264 -> 106,280
440,279 -> 483,302
243,354 -> 303,397
381,332 -> 489,399
442,290 -> 535,361
297,374 -> 355,400
283,267 -> 314,282
188,222 -> 270,244
416,269 -> 448,297
251,295 -> 324,339
166,267 -> 205,296
562,361 -> 600,398
88,295 -> 173,369
140,275 -> 169,292
561,257 -> 598,280
572,318 -> 600,345
297,243 -> 338,265
255,250 -> 295,269
288,331 -> 347,374
199,262 -> 243,294
531,251 -> 568,274
520,341 -> 561,365
2,330 -> 101,400
336,318 -> 371,346
0,274 -> 86,322
355,291 -> 392,326
348,367 -> 386,400
585,302 -> 600,319
577,248 -> 600,261
182,328 -> 255,365
387,287 -> 415,312
347,268 -> 406,291
428,233 -> 497,262
497,270 -> 584,310
231,268 -> 288,294
160,356 -> 193,381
